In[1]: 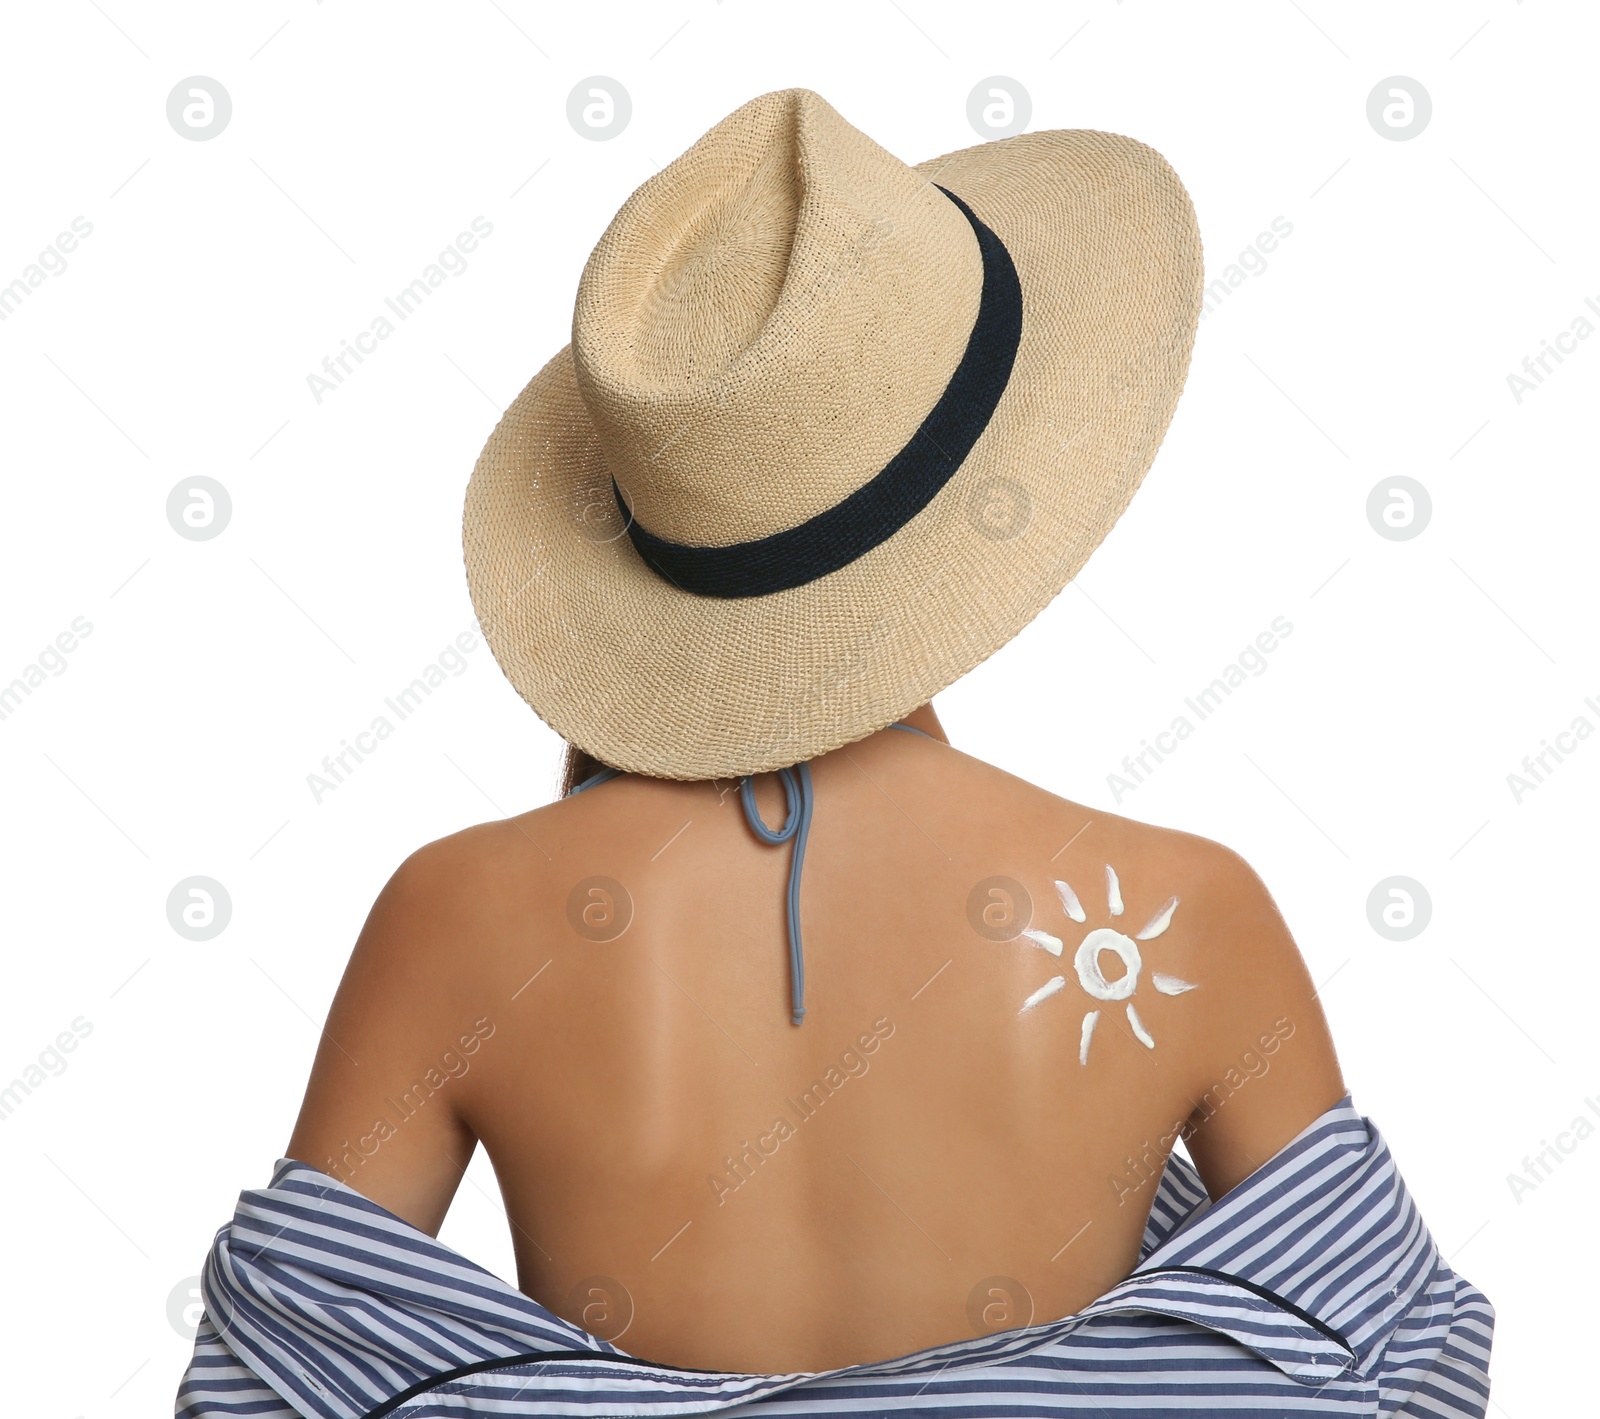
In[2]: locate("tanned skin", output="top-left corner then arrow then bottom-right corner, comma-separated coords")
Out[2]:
287,702 -> 1346,1373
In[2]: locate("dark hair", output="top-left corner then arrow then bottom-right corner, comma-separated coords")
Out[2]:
558,740 -> 610,798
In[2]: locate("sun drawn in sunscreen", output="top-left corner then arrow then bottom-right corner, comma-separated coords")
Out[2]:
1016,867 -> 1196,1063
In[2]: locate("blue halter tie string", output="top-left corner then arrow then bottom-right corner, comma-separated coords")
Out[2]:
566,722 -> 935,1026
738,763 -> 815,1025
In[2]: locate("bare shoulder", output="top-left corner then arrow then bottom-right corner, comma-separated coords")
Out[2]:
378,793 -> 593,946
1088,809 -> 1348,1197
945,742 -> 1302,929
281,807 -> 579,1232
389,803 -> 560,907
960,751 -> 1347,1197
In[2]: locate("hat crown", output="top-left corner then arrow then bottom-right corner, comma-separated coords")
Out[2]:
570,88 -> 983,547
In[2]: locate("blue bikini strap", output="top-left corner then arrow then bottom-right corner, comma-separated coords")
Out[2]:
741,723 -> 939,1024
564,721 -> 935,1025
568,765 -> 622,795
738,764 -> 814,1025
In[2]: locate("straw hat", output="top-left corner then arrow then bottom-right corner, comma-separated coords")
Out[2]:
463,88 -> 1202,780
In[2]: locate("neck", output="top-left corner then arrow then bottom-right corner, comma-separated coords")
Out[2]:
893,701 -> 948,744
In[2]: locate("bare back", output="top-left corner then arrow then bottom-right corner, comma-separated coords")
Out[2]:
287,718 -> 1345,1374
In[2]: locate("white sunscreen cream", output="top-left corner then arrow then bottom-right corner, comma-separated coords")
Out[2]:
1105,864 -> 1124,916
1136,896 -> 1179,940
1073,928 -> 1141,1002
1020,865 -> 1196,1065
1079,1010 -> 1099,1065
1021,975 -> 1066,1012
1054,878 -> 1086,923
1021,928 -> 1064,956
1125,1002 -> 1155,1048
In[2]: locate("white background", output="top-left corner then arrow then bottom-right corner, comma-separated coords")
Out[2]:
1,1 -> 1590,1413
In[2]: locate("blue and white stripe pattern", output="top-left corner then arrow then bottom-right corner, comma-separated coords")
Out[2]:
175,1095 -> 1493,1417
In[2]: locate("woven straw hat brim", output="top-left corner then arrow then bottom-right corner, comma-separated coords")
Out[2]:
463,127 -> 1202,780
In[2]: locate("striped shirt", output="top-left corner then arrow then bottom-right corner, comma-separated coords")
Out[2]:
175,1094 -> 1492,1417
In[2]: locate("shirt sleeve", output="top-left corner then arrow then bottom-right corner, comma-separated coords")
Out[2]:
173,1313 -> 299,1419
